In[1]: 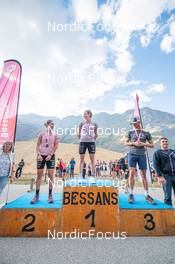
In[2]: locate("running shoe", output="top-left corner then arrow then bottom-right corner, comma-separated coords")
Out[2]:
30,195 -> 39,204
128,194 -> 134,204
145,195 -> 157,205
48,195 -> 54,203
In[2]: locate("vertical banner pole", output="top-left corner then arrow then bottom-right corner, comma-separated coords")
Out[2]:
0,59 -> 22,204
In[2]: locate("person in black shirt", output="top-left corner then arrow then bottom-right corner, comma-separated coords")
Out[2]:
153,137 -> 175,205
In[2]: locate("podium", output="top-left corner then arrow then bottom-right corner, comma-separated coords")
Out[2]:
119,194 -> 175,236
0,179 -> 175,237
0,193 -> 62,237
62,184 -> 119,237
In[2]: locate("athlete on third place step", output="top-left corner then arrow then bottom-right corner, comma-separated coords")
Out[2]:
31,120 -> 59,204
125,117 -> 156,205
77,110 -> 98,178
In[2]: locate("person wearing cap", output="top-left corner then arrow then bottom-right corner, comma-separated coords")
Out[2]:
31,120 -> 59,204
125,117 -> 156,204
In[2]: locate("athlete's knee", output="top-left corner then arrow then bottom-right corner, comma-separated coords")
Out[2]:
129,168 -> 136,177
36,173 -> 42,180
140,170 -> 146,178
80,155 -> 85,162
89,155 -> 95,162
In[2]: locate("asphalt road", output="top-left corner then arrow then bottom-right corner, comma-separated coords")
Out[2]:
0,237 -> 175,264
0,183 -> 175,264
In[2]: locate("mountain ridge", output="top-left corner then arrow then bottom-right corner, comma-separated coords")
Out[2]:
16,107 -> 175,153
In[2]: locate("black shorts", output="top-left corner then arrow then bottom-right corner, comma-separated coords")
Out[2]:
37,155 -> 55,170
79,142 -> 96,155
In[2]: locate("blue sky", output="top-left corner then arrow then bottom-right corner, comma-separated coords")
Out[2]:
0,0 -> 175,117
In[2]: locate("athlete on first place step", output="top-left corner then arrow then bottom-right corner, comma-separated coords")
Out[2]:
31,120 -> 59,204
77,110 -> 98,178
125,117 -> 156,205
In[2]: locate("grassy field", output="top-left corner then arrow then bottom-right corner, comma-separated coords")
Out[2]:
14,140 -> 123,176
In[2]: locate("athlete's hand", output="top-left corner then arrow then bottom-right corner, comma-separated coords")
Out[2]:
133,141 -> 144,147
158,176 -> 165,184
46,155 -> 52,161
37,154 -> 43,161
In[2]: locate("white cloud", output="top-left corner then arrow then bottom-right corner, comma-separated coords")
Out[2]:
114,82 -> 166,113
115,51 -> 134,76
147,83 -> 166,93
130,89 -> 151,102
0,0 -> 174,117
114,0 -> 165,32
140,22 -> 160,47
71,0 -> 99,23
114,98 -> 133,113
161,15 -> 175,53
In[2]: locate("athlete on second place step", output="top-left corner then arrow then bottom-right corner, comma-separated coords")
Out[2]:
125,117 -> 156,205
77,110 -> 98,178
31,120 -> 59,204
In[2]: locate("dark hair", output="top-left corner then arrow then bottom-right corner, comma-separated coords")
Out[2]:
44,120 -> 54,127
84,110 -> 92,118
160,137 -> 168,142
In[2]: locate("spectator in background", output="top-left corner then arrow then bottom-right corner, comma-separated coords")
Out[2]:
109,160 -> 113,176
153,137 -> 175,206
62,161 -> 66,180
55,158 -> 60,177
70,158 -> 76,178
112,161 -> 115,177
95,160 -> 100,177
100,161 -> 103,177
0,142 -> 15,195
114,162 -> 120,179
102,161 -> 107,177
66,164 -> 70,178
88,163 -> 92,177
57,159 -> 64,178
82,162 -> 86,179
15,158 -> 25,179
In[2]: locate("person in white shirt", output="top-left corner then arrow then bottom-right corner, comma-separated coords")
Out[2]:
0,141 -> 14,195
